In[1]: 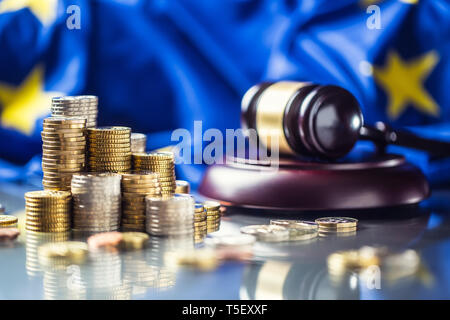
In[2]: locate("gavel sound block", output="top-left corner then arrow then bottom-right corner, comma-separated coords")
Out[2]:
198,153 -> 429,211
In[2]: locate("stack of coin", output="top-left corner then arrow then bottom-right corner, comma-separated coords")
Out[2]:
121,173 -> 161,232
71,173 -> 122,232
240,224 -> 290,242
0,215 -> 18,228
194,203 -> 207,243
270,220 -> 319,241
175,180 -> 190,194
145,194 -> 194,236
133,152 -> 176,195
131,133 -> 147,153
315,217 -> 358,237
25,190 -> 72,232
204,201 -> 221,233
25,231 -> 70,277
41,117 -> 87,191
51,96 -> 98,128
87,127 -> 132,173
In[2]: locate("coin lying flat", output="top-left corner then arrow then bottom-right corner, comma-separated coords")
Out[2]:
0,215 -> 18,227
87,232 -> 124,250
0,228 -> 20,241
205,234 -> 256,248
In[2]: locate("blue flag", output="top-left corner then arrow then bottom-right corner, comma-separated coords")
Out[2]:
0,0 -> 450,187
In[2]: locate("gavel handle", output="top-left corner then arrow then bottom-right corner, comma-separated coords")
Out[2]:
359,122 -> 450,157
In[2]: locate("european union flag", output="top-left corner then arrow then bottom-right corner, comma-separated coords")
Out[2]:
0,0 -> 450,187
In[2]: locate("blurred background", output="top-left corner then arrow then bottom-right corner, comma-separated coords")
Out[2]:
0,0 -> 450,189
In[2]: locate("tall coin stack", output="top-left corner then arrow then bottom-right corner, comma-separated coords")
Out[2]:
145,194 -> 194,236
204,201 -> 221,233
42,117 -> 87,191
121,173 -> 161,232
71,173 -> 122,232
133,152 -> 176,195
130,133 -> 147,153
51,96 -> 98,128
25,191 -> 72,232
194,203 -> 207,243
87,127 -> 132,173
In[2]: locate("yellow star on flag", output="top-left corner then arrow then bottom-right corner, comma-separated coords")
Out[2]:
0,0 -> 58,26
0,66 -> 62,135
373,50 -> 440,120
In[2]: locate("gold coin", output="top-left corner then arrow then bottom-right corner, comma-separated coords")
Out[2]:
315,217 -> 358,228
0,215 -> 18,226
25,190 -> 71,199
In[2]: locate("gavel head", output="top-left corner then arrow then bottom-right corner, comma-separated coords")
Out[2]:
241,81 -> 363,159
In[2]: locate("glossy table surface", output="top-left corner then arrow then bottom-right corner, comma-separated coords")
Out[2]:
0,180 -> 449,300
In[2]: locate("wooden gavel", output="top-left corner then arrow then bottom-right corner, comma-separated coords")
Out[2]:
241,81 -> 450,159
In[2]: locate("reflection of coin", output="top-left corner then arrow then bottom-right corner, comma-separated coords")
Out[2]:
315,217 -> 358,228
240,224 -> 289,242
87,232 -> 123,250
205,234 -> 256,248
120,232 -> 150,250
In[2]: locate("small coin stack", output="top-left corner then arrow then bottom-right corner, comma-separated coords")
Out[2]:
194,203 -> 207,243
270,220 -> 319,241
41,117 -> 87,191
240,224 -> 290,242
87,127 -> 132,173
175,180 -> 190,194
133,152 -> 176,195
204,201 -> 221,233
121,173 -> 161,232
315,217 -> 358,237
71,173 -> 122,232
0,215 -> 18,228
25,191 -> 72,232
51,96 -> 98,128
131,133 -> 147,153
146,194 -> 195,236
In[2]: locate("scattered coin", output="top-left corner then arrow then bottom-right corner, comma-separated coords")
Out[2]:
87,232 -> 124,250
